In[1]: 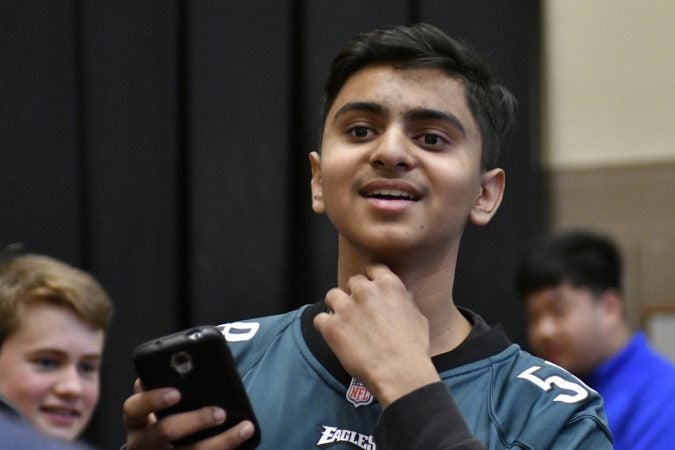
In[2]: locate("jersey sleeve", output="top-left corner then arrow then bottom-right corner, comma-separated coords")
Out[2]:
494,356 -> 614,449
373,382 -> 485,450
547,416 -> 614,449
217,309 -> 300,375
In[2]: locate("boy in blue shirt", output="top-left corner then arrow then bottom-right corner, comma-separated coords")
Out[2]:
518,229 -> 675,450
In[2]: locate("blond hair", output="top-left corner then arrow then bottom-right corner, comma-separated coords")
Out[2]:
0,253 -> 113,345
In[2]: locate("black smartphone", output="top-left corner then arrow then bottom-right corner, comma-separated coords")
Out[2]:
131,325 -> 261,448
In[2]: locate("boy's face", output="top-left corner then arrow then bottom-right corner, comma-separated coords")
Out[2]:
311,65 -> 503,259
525,282 -> 613,377
0,302 -> 104,441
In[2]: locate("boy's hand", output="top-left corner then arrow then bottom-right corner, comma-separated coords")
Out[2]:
313,264 -> 440,407
123,379 -> 256,449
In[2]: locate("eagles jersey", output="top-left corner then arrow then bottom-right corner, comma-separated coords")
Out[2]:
218,302 -> 612,449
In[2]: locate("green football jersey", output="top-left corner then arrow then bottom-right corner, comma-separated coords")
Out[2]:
219,303 -> 612,449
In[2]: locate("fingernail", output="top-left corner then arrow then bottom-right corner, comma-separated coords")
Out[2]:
163,389 -> 180,404
239,421 -> 254,439
212,407 -> 225,423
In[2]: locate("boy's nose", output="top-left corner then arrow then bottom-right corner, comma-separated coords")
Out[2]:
53,367 -> 84,398
369,128 -> 416,171
530,315 -> 558,344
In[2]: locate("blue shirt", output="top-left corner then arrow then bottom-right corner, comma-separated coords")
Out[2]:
585,332 -> 675,450
0,414 -> 96,450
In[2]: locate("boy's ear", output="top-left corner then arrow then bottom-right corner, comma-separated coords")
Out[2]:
469,168 -> 505,226
309,151 -> 325,214
598,289 -> 624,324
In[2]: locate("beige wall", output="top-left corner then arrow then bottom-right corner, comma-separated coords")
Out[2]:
543,0 -> 675,168
543,0 -> 675,332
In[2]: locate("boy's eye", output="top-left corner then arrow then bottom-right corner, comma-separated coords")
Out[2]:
415,133 -> 448,147
32,358 -> 60,370
79,360 -> 100,375
348,126 -> 373,139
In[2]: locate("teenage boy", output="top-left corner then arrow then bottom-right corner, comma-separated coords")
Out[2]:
123,23 -> 612,449
0,251 -> 113,442
517,229 -> 675,450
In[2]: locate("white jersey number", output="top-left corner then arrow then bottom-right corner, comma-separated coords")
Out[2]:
517,365 -> 589,404
219,321 -> 260,342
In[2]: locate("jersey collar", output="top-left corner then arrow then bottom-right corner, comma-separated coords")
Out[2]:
300,301 -> 512,388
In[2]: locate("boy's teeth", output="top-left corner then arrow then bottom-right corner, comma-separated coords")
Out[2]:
372,189 -> 411,199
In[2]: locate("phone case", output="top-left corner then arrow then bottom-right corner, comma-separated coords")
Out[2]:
131,326 -> 261,448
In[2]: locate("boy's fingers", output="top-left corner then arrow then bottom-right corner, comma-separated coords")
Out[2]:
123,387 -> 180,429
151,406 -> 226,443
125,402 -> 232,449
191,420 -> 256,450
323,287 -> 350,313
313,311 -> 329,333
364,264 -> 390,279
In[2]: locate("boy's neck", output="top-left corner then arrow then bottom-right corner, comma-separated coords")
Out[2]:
402,271 -> 472,356
336,240 -> 472,355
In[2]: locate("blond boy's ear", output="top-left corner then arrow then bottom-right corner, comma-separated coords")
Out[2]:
469,168 -> 505,226
309,151 -> 325,214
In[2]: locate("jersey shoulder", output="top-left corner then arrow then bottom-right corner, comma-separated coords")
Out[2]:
216,306 -> 305,374
489,346 -> 613,448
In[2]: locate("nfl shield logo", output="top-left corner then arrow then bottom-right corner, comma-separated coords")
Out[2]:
346,377 -> 374,407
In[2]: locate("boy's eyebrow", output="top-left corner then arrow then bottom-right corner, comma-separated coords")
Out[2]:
331,101 -> 388,121
331,103 -> 467,137
405,108 -> 466,137
30,347 -> 103,359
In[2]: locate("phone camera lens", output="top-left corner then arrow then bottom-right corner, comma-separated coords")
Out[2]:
170,351 -> 193,376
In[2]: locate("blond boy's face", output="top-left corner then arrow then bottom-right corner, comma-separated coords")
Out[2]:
0,302 -> 104,441
310,65 -> 503,261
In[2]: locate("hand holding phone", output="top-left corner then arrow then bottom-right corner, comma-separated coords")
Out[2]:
131,325 -> 261,448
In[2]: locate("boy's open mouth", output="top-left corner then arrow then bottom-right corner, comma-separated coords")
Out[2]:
359,180 -> 421,202
363,189 -> 416,201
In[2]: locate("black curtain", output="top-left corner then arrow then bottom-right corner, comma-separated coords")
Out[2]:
1,1 -> 542,448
